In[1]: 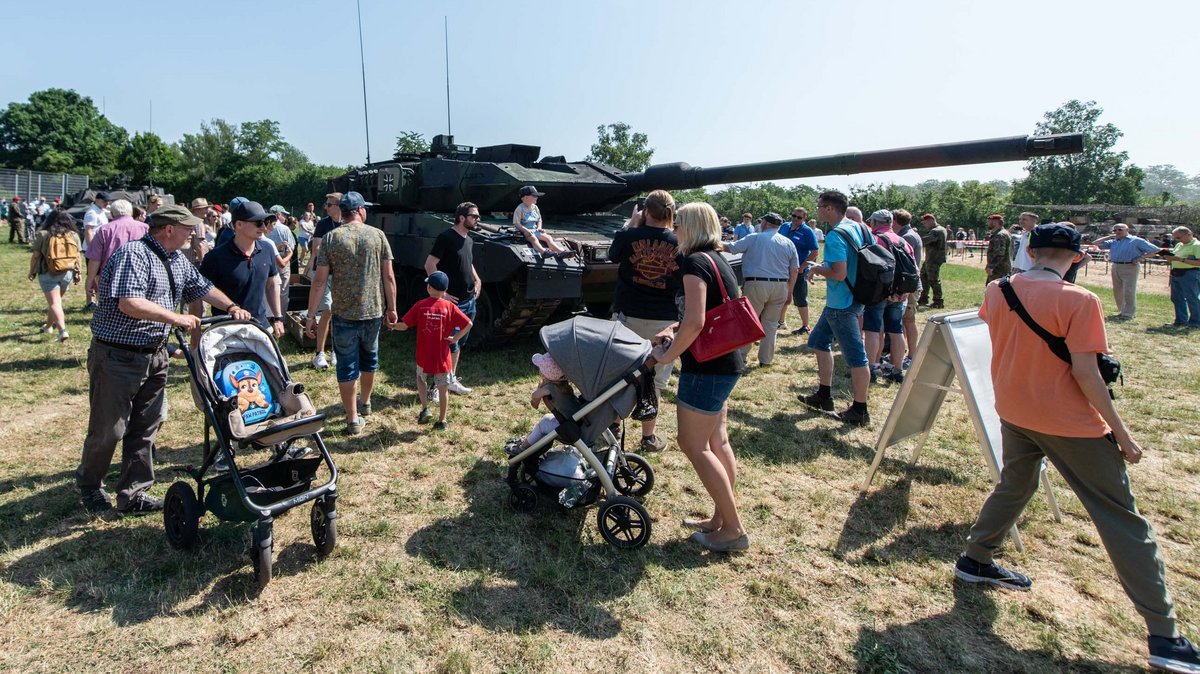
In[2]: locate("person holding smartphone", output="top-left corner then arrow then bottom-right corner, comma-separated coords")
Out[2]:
1163,226 -> 1200,328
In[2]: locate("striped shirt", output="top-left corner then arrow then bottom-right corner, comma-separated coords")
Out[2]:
91,235 -> 212,346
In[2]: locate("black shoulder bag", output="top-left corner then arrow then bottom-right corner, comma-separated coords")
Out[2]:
998,277 -> 1122,398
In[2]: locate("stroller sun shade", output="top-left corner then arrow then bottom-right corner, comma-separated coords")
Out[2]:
539,316 -> 651,445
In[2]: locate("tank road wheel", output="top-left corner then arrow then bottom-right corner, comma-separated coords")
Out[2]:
614,453 -> 655,498
311,498 -> 338,557
509,484 -> 538,514
163,481 -> 202,550
250,520 -> 274,589
597,495 -> 652,549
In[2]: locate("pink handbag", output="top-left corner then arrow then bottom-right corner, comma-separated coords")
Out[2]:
688,253 -> 765,362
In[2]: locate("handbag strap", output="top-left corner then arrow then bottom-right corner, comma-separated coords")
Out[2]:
701,251 -> 731,303
998,277 -> 1072,365
140,238 -> 179,309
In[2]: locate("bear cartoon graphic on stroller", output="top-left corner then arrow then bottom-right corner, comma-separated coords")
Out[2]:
505,316 -> 658,549
166,316 -> 338,587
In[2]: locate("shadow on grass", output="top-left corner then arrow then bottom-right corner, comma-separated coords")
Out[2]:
0,355 -> 82,372
406,458 -> 722,639
852,581 -> 1143,673
726,406 -> 875,465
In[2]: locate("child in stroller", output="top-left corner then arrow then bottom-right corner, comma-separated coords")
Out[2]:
504,316 -> 659,549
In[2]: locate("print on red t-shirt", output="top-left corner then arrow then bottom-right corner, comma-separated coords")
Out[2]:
402,296 -> 471,374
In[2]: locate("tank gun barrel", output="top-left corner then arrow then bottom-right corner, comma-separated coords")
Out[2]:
620,133 -> 1084,192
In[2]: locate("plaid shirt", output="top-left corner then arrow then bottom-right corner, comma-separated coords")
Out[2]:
91,235 -> 212,346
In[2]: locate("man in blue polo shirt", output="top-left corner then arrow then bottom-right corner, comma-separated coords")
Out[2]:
799,190 -> 871,425
1091,223 -> 1161,320
779,206 -> 820,334
196,200 -> 285,337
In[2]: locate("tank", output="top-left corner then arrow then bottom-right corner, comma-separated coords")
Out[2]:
62,186 -> 175,223
330,132 -> 1083,348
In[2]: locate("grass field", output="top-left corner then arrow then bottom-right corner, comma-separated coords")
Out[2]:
0,241 -> 1196,673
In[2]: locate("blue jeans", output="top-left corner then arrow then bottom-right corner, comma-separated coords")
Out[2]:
1169,270 -> 1200,327
862,300 -> 905,334
675,372 -> 740,415
331,316 -> 382,383
807,304 -> 868,368
449,295 -> 477,353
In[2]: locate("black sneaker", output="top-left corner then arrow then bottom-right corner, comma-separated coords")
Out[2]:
433,420 -> 448,431
954,554 -> 1032,591
1148,635 -> 1200,673
80,489 -> 113,513
118,492 -> 164,515
833,406 -> 870,426
639,435 -> 667,452
799,392 -> 834,412
417,407 -> 433,424
792,326 -> 809,335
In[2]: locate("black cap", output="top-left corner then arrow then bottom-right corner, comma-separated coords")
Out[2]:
1028,223 -> 1082,252
231,200 -> 270,223
94,191 -> 112,202
519,186 -> 544,198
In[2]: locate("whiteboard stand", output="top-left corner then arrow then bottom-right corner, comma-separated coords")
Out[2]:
862,309 -> 1062,553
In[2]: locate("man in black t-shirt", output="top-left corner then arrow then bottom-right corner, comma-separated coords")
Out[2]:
304,193 -> 343,369
610,189 -> 681,452
424,201 -> 483,395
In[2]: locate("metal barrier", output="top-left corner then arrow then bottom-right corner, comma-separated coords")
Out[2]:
0,168 -> 89,201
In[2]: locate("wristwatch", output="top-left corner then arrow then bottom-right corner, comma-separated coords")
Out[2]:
270,316 -> 284,323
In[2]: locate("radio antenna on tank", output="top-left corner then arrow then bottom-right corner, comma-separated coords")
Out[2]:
357,0 -> 372,164
444,16 -> 452,137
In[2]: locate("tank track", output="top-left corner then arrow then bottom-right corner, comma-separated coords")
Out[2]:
482,284 -> 563,346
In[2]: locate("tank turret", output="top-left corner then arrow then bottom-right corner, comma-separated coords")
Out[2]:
327,133 -> 1082,348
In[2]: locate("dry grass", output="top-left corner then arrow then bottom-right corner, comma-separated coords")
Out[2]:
0,243 -> 1196,673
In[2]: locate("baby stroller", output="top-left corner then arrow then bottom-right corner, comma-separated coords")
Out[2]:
505,316 -> 657,549
166,316 -> 339,588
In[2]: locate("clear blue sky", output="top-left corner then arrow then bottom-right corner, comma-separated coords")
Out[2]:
7,0 -> 1197,191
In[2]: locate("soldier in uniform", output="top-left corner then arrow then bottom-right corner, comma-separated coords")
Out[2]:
917,213 -> 948,308
984,214 -> 1013,284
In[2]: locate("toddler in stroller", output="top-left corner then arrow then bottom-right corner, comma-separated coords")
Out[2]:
505,316 -> 659,549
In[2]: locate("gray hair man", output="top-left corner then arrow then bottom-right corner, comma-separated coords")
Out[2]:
726,212 -> 800,367
1091,224 -> 1161,320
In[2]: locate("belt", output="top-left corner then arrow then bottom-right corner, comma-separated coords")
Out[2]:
1112,261 -> 1138,264
96,338 -> 166,354
745,277 -> 788,282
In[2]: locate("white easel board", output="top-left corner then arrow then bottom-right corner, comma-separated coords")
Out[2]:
862,309 -> 1062,552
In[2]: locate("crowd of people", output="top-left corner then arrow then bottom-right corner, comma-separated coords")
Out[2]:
8,180 -> 1200,672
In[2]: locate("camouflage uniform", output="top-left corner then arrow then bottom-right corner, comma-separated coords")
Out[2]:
985,227 -> 1013,284
918,224 -> 948,306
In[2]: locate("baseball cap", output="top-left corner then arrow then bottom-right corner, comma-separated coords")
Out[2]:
230,200 -> 270,223
759,212 -> 783,226
920,213 -> 935,220
149,204 -> 203,228
11,196 -> 19,202
868,209 -> 893,224
519,186 -> 545,198
339,191 -> 374,211
425,271 -> 449,291
1028,223 -> 1082,252
531,352 -> 566,381
94,191 -> 111,202
269,205 -> 289,215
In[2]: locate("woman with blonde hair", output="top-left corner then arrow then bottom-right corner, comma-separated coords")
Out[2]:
649,201 -> 748,552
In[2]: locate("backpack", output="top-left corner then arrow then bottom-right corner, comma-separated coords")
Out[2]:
880,236 -> 919,295
46,233 -> 79,274
833,223 -> 895,306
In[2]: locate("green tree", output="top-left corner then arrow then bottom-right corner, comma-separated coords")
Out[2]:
177,119 -> 240,199
394,131 -> 429,157
1141,164 -> 1200,205
1010,100 -> 1144,214
586,122 -> 653,172
0,88 -> 128,181
119,132 -> 183,188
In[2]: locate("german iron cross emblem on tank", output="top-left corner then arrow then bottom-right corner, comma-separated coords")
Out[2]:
381,171 -> 396,191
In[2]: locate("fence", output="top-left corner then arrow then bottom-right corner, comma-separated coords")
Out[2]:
0,168 -> 89,202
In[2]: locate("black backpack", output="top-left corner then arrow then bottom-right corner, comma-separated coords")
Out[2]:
879,236 -> 919,295
834,223 -> 896,306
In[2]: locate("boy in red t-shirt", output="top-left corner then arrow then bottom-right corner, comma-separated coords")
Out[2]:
393,272 -> 472,430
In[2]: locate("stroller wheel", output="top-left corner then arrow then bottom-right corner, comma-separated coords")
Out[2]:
163,481 -> 202,550
250,520 -> 274,589
597,495 -> 652,550
614,453 -> 655,498
311,498 -> 338,557
508,485 -> 538,514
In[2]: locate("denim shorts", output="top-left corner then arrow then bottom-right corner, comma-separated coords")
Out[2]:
863,300 -> 905,334
675,372 -> 740,415
449,295 -> 477,353
332,315 -> 382,382
807,304 -> 868,368
38,270 -> 73,294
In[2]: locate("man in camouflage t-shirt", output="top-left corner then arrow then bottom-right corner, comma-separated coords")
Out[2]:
306,191 -> 397,435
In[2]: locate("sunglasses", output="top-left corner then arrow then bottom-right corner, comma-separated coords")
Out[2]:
466,214 -> 481,220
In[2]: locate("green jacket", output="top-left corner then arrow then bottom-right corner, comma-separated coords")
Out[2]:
986,228 -> 1013,272
923,225 -> 948,264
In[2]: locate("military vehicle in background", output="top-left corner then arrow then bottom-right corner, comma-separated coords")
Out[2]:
62,186 -> 175,223
331,132 -> 1083,349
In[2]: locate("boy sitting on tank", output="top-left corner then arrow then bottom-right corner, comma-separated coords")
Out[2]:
513,185 -> 574,259
391,271 -> 472,431
504,352 -> 581,455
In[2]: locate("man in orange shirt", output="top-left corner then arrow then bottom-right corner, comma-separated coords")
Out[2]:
955,223 -> 1198,673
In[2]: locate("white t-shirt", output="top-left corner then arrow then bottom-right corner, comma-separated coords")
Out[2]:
1013,230 -> 1034,271
81,204 -> 109,251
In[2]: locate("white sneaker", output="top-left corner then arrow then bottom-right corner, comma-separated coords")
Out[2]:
56,329 -> 69,342
331,351 -> 337,366
313,352 -> 329,369
40,323 -> 52,334
447,377 -> 472,395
